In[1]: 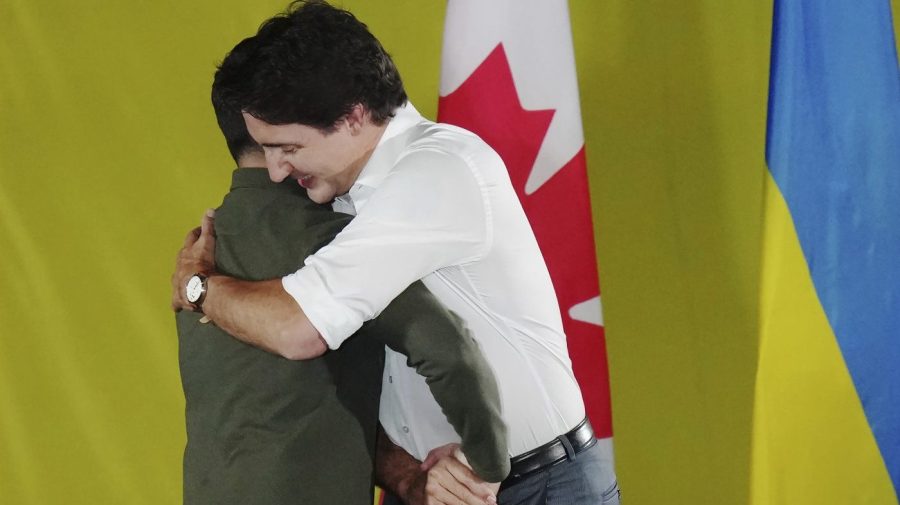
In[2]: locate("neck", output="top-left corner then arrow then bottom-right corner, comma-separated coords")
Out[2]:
341,121 -> 389,190
236,150 -> 266,169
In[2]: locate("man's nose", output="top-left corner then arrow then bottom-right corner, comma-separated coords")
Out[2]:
264,150 -> 290,183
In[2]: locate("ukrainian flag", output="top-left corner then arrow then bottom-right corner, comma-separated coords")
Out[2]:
752,1 -> 900,504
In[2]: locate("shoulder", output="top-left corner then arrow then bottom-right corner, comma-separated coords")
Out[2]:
219,186 -> 346,233
391,122 -> 505,188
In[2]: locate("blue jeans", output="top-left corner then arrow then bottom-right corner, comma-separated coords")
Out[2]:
498,440 -> 619,505
381,439 -> 619,505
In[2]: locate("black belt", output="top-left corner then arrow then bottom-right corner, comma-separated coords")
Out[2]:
500,417 -> 597,490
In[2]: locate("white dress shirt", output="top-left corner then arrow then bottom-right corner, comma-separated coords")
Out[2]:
283,103 -> 585,459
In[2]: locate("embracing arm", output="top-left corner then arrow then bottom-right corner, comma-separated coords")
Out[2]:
170,209 -> 326,360
364,281 -> 510,483
200,277 -> 326,359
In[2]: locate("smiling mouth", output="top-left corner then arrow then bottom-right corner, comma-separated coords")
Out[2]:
298,175 -> 313,188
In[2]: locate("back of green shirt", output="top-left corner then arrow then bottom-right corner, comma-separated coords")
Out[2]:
178,169 -> 383,505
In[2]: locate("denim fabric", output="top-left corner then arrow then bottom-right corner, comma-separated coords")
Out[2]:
498,441 -> 619,505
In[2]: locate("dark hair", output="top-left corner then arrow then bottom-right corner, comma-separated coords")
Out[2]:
225,0 -> 407,131
211,37 -> 263,161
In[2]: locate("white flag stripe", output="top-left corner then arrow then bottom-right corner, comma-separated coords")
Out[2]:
568,296 -> 604,327
441,0 -> 585,194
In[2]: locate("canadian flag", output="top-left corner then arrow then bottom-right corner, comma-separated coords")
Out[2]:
438,0 -> 613,438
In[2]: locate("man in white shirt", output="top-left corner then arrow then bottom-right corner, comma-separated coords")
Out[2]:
171,2 -> 618,504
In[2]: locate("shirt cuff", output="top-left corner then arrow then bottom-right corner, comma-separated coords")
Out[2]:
281,268 -> 362,350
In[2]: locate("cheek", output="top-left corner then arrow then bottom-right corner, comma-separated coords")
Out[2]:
311,157 -> 339,178
282,152 -> 308,172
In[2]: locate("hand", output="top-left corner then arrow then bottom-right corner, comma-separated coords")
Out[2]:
406,443 -> 500,505
171,209 -> 217,311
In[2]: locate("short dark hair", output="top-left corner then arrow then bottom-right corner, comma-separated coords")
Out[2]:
211,37 -> 263,161
223,0 -> 407,132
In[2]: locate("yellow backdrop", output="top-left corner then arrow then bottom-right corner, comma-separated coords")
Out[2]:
1,1 -> 898,504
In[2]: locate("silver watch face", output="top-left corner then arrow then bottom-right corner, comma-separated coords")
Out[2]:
186,275 -> 205,303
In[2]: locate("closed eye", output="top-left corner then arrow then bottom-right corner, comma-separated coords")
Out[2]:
261,144 -> 302,154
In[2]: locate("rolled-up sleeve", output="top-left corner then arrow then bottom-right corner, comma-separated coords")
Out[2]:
282,149 -> 492,349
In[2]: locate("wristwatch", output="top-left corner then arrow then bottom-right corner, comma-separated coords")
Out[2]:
185,273 -> 209,312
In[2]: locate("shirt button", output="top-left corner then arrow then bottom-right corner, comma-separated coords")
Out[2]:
402,426 -> 409,433
389,375 -> 393,383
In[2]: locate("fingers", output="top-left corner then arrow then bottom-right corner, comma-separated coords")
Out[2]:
423,481 -> 467,505
200,208 -> 216,238
425,457 -> 494,505
423,471 -> 473,505
447,447 -> 497,504
183,226 -> 201,248
171,259 -> 192,312
443,460 -> 495,503
422,453 -> 441,471
184,208 -> 215,249
423,443 -> 459,471
420,444 -> 498,505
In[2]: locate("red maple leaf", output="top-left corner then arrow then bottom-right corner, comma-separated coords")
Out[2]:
438,44 -> 612,437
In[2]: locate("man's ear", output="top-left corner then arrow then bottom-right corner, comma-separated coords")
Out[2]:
345,104 -> 367,135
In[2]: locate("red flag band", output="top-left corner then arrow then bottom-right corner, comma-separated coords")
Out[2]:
438,1 -> 613,437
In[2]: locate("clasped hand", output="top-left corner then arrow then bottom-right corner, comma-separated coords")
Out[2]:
170,209 -> 217,311
408,443 -> 501,505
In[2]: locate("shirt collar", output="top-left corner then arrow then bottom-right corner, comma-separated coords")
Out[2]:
342,101 -> 426,211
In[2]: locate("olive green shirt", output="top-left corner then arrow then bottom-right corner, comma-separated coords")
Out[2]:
177,168 -> 508,505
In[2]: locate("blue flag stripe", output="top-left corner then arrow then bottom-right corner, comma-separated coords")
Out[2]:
766,0 -> 900,497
